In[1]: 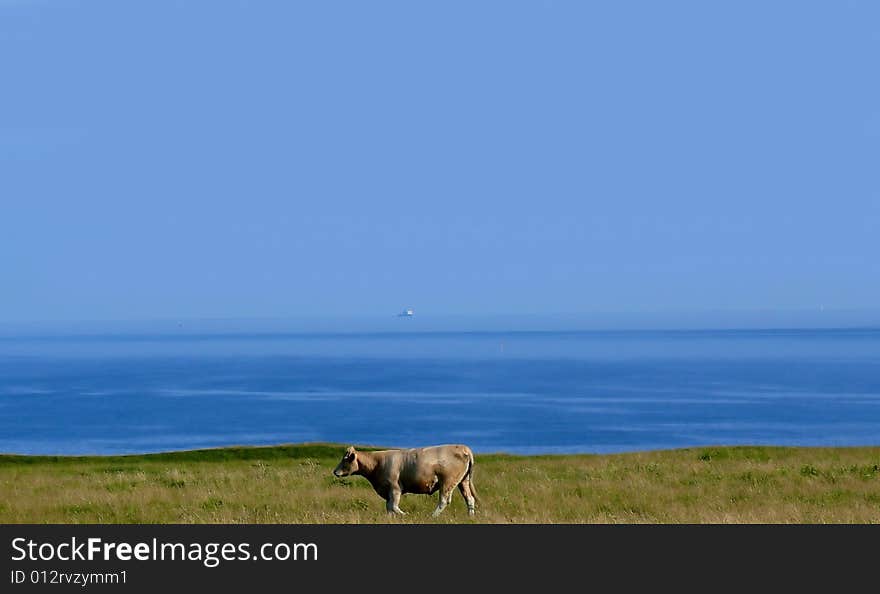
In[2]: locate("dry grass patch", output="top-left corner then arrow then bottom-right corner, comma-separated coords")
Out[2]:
1,444 -> 879,523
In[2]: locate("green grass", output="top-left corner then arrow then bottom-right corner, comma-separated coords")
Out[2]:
1,444 -> 879,523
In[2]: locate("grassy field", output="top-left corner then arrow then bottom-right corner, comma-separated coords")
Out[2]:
1,444 -> 879,523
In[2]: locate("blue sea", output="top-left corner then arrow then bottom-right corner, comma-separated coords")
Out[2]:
1,328 -> 879,455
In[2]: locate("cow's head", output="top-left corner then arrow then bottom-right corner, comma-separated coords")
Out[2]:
333,446 -> 359,477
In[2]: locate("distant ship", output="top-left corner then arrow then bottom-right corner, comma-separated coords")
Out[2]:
398,307 -> 414,317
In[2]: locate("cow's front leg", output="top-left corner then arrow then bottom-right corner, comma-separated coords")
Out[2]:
386,487 -> 406,515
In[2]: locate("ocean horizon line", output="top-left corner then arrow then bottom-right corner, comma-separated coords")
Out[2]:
2,325 -> 880,342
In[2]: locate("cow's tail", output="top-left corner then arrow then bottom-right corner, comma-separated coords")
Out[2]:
466,449 -> 480,504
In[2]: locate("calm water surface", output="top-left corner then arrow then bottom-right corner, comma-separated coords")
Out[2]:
1,329 -> 878,454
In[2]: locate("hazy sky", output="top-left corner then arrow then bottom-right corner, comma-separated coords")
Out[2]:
2,2 -> 878,323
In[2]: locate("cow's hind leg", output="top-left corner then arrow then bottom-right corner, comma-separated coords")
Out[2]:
386,487 -> 406,515
432,482 -> 455,517
458,479 -> 476,516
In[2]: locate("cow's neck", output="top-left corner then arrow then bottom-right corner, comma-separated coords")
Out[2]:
354,451 -> 379,481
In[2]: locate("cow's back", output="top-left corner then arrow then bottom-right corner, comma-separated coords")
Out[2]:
411,444 -> 472,466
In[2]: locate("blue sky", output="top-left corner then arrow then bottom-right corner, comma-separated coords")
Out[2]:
1,2 -> 878,323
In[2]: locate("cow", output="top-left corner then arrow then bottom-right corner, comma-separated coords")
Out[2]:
332,444 -> 478,516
